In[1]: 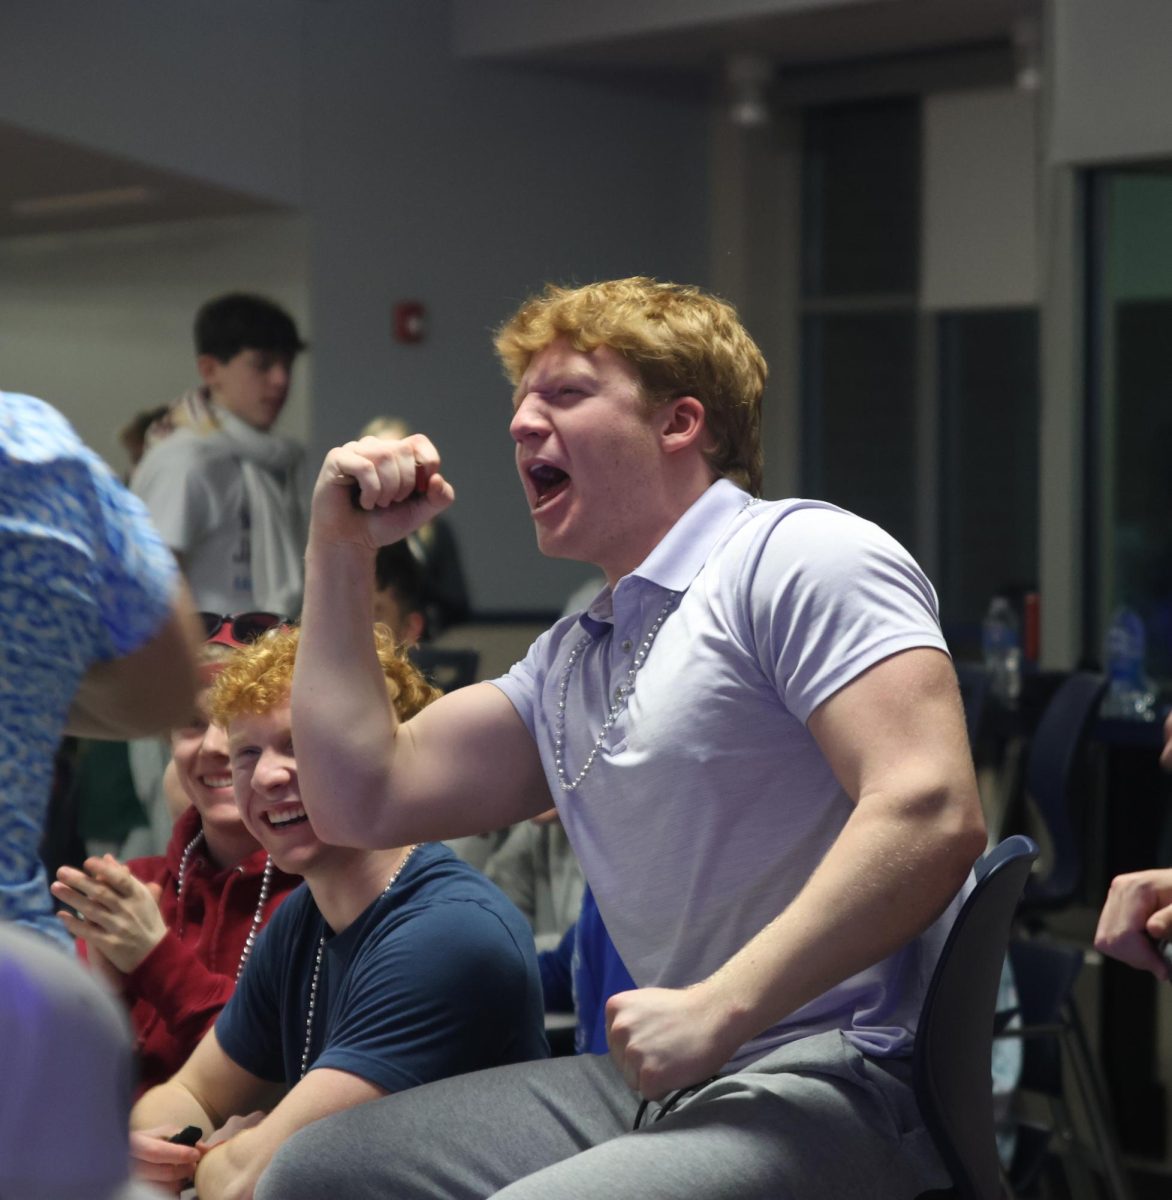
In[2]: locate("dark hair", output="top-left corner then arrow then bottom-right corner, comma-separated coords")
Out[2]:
375,541 -> 427,619
194,293 -> 306,362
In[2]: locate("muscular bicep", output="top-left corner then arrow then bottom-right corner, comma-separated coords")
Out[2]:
298,678 -> 553,849
798,647 -> 986,942
806,647 -> 980,822
384,681 -> 553,837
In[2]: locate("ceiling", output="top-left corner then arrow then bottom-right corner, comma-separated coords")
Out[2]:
0,0 -> 1036,239
0,121 -> 279,240
457,0 -> 1035,72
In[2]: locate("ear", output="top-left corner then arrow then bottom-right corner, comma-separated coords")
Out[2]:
401,610 -> 426,648
658,395 -> 708,457
196,353 -> 222,389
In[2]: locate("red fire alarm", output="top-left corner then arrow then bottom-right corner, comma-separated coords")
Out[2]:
393,301 -> 427,344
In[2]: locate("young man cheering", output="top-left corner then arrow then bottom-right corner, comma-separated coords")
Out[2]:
273,277 -> 986,1200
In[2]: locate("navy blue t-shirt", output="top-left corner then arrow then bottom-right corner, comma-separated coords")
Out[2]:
215,842 -> 548,1092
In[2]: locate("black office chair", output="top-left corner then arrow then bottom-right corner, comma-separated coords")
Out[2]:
996,938 -> 1134,1200
1018,671 -> 1107,915
913,835 -> 1039,1200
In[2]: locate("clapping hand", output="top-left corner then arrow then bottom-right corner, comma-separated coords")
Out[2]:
53,854 -> 167,973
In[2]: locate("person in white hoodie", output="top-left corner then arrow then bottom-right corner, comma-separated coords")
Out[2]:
131,292 -> 308,619
129,293 -> 309,855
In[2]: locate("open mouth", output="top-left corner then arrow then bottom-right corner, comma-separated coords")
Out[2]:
529,464 -> 570,509
263,804 -> 309,830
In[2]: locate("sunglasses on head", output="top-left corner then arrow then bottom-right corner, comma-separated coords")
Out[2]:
198,611 -> 290,646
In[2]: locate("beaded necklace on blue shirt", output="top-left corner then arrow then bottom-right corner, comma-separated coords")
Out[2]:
299,844 -> 419,1080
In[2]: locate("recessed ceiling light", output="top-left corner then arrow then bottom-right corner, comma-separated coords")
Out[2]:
11,185 -> 158,218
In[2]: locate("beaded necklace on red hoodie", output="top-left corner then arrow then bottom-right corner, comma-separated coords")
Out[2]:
175,831 -> 274,981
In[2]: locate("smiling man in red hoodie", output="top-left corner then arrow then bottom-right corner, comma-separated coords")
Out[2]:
52,617 -> 300,1094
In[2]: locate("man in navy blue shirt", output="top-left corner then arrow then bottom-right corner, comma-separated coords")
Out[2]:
127,625 -> 546,1200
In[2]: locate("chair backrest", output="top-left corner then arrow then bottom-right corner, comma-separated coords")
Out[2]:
1022,671 -> 1106,908
1004,937 -> 1084,1096
913,835 -> 1040,1200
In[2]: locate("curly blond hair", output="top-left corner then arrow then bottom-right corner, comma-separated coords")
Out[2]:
494,277 -> 766,495
207,624 -> 441,726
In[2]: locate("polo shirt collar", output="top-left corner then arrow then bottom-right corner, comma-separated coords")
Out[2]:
633,477 -> 750,591
578,479 -> 750,637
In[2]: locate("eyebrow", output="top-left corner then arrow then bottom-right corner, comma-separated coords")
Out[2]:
516,368 -> 597,401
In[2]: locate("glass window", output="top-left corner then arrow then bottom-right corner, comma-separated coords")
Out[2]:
801,311 -> 918,552
802,98 -> 920,298
800,97 -> 921,557
937,309 -> 1040,652
799,93 -> 1041,649
1089,169 -> 1172,680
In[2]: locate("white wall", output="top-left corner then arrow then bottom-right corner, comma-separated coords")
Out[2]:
0,0 -> 709,612
921,87 -> 1039,310
0,0 -> 304,204
0,213 -> 310,475
452,0 -> 883,56
1051,0 -> 1172,166
299,1 -> 709,611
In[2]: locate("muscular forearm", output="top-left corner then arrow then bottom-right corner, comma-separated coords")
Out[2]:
293,539 -> 399,846
702,786 -> 985,1048
194,1130 -> 263,1200
607,780 -> 985,1098
292,537 -> 403,844
295,538 -> 552,850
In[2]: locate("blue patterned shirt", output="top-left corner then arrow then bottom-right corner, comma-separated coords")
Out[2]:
0,393 -> 177,944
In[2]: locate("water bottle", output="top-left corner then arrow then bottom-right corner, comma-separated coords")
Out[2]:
1101,605 -> 1157,721
982,596 -> 1022,703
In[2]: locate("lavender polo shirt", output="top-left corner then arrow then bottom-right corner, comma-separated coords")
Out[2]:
492,479 -> 960,1069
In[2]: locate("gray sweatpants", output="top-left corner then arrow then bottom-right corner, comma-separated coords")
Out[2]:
256,1031 -> 950,1200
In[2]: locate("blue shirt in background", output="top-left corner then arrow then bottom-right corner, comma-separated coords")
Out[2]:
539,884 -> 635,1056
0,392 -> 176,944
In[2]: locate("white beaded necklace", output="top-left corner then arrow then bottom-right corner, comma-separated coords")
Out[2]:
299,844 -> 419,1080
552,498 -> 762,792
553,594 -> 679,791
175,831 -> 274,981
